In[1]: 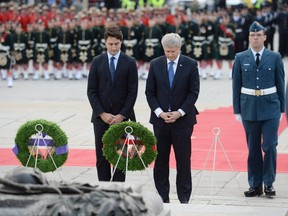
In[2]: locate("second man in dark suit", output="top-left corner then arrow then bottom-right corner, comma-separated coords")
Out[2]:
145,33 -> 200,204
87,25 -> 138,182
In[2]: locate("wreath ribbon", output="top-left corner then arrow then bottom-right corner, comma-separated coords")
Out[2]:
12,140 -> 69,156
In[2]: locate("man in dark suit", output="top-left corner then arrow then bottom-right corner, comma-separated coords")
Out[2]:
145,33 -> 200,204
87,25 -> 138,182
232,21 -> 285,197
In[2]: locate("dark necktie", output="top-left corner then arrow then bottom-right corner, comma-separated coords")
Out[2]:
168,61 -> 174,88
256,53 -> 260,66
110,56 -> 116,81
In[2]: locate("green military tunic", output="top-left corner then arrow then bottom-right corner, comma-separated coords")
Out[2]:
121,25 -> 142,60
142,25 -> 163,62
34,30 -> 50,64
0,31 -> 12,69
215,23 -> 235,60
76,28 -> 93,63
11,32 -> 28,65
56,29 -> 73,64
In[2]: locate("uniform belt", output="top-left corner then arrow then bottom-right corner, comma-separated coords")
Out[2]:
241,87 -> 277,96
235,29 -> 243,33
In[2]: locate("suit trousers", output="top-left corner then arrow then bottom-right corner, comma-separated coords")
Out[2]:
153,124 -> 193,202
93,123 -> 125,182
242,118 -> 279,187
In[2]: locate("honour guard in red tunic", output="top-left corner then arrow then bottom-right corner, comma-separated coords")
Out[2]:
18,5 -> 30,32
0,3 -> 8,24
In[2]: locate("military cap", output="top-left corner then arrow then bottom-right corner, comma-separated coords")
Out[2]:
249,21 -> 265,32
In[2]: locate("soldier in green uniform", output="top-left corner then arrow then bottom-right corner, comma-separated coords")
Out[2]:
202,11 -> 216,78
90,8 -> 104,58
129,11 -> 146,79
141,16 -> 163,79
191,12 -> 208,79
26,22 -> 35,78
68,17 -> 79,79
182,13 -> 198,58
11,22 -> 28,80
0,22 -> 13,87
46,18 -> 59,79
75,18 -> 93,80
33,20 -> 50,80
121,18 -> 141,63
55,20 -> 73,80
215,14 -> 235,79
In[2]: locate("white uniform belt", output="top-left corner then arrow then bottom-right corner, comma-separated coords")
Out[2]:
235,29 -> 243,33
241,87 -> 277,96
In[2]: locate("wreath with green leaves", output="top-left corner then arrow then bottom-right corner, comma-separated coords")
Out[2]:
13,119 -> 69,173
102,121 -> 157,171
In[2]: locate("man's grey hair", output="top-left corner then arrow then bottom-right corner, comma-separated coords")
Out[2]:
161,33 -> 182,48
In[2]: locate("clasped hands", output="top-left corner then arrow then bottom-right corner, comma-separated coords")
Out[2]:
100,113 -> 124,125
160,111 -> 182,123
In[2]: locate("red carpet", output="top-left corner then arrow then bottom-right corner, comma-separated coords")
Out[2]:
1,107 -> 287,172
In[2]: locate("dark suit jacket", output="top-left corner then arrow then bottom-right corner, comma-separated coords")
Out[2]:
87,51 -> 138,124
145,55 -> 200,128
232,48 -> 285,121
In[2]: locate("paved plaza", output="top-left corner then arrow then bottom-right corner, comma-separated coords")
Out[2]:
0,59 -> 288,215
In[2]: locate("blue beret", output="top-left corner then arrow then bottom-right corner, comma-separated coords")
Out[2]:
249,21 -> 265,32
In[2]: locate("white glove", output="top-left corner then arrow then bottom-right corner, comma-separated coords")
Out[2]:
235,114 -> 242,124
280,113 -> 283,121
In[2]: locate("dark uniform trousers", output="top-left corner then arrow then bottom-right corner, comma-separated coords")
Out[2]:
242,118 -> 279,188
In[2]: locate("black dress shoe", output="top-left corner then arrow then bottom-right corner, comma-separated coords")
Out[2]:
244,186 -> 263,197
264,185 -> 276,197
163,198 -> 170,203
180,200 -> 189,204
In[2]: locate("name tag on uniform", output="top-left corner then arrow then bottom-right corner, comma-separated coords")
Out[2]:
243,63 -> 250,66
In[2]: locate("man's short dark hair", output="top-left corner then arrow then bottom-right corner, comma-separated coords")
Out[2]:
104,25 -> 123,41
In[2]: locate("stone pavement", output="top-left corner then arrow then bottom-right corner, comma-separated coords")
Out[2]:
0,59 -> 288,216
